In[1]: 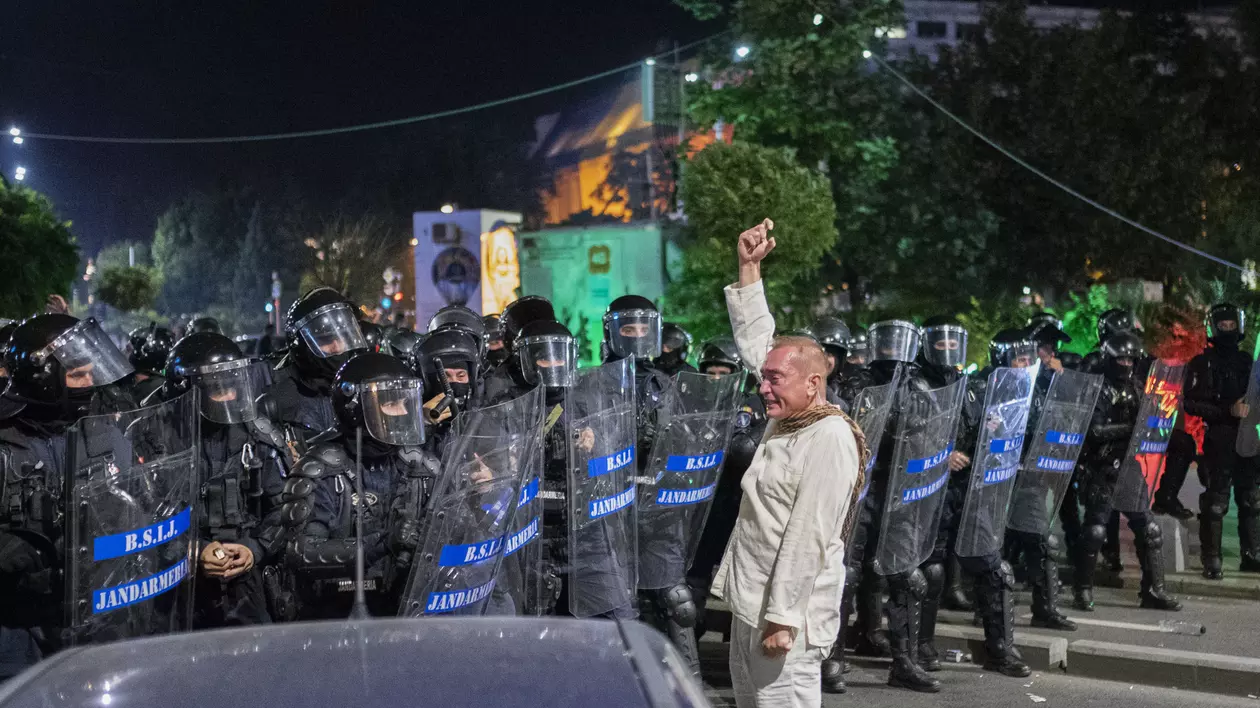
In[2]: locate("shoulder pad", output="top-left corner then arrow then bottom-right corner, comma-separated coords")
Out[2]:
246,416 -> 286,450
906,376 -> 933,394
397,446 -> 440,476
293,442 -> 351,479
308,428 -> 339,446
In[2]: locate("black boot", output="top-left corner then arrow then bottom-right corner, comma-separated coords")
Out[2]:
820,600 -> 849,694
853,571 -> 890,657
1199,510 -> 1224,580
918,561 -> 944,672
942,554 -> 973,611
886,570 -> 941,694
1073,522 -> 1104,612
978,562 -> 1032,678
1238,505 -> 1260,573
1135,519 -> 1183,611
1103,512 -> 1123,572
1029,537 -> 1076,631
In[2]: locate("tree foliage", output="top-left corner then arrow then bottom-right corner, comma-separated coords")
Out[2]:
666,142 -> 837,344
95,266 -> 160,313
0,178 -> 79,319
298,213 -> 407,309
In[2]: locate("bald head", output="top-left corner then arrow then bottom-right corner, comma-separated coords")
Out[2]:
760,336 -> 829,418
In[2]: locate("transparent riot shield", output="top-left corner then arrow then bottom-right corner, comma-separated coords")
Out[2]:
636,370 -> 742,590
1113,361 -> 1187,513
1236,352 -> 1260,457
398,388 -> 539,617
851,368 -> 902,505
874,376 -> 967,576
955,367 -> 1036,558
495,387 -> 547,615
65,390 -> 200,646
567,358 -> 639,618
1007,369 -> 1104,535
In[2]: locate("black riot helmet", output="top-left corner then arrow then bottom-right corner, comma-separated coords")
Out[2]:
385,328 -> 423,360
412,324 -> 481,411
1100,331 -> 1145,383
1097,308 -> 1136,344
484,314 -> 508,368
127,323 -> 175,374
698,337 -> 743,375
868,320 -> 921,364
188,316 -> 222,335
332,353 -> 425,446
501,296 -> 556,354
1206,303 -> 1245,349
429,305 -> 485,338
655,322 -> 693,372
603,294 -> 661,361
359,320 -> 385,354
518,320 -> 576,388
989,328 -> 1038,368
284,287 -> 369,380
1059,352 -> 1083,370
165,332 -> 259,424
811,316 -> 852,364
4,314 -> 134,405
921,316 -> 968,371
848,327 -> 869,365
1026,312 -> 1071,353
0,320 -> 17,377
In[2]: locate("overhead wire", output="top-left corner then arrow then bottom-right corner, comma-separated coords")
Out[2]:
18,33 -> 726,145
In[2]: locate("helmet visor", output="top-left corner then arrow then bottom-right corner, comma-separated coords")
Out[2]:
520,335 -> 576,388
362,378 -> 426,446
296,303 -> 368,359
924,325 -> 967,369
193,359 -> 259,424
42,319 -> 134,389
869,322 -> 920,364
605,310 -> 661,359
996,340 -> 1039,368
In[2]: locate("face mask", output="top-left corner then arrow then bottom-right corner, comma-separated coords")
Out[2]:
656,350 -> 683,370
487,348 -> 508,368
1214,331 -> 1242,349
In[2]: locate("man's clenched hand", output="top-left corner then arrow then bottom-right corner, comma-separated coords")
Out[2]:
738,219 -> 776,287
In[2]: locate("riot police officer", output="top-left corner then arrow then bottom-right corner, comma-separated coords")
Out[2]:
1184,303 -> 1259,579
482,297 -> 556,402
848,327 -> 870,367
484,314 -> 508,370
164,332 -> 289,626
653,323 -> 697,377
126,323 -> 174,403
813,315 -> 854,404
1073,332 -> 1181,611
189,316 -> 222,336
410,324 -> 482,458
1027,312 -> 1071,374
270,287 -> 369,444
1081,309 -> 1137,375
0,314 -> 137,677
278,353 -> 438,619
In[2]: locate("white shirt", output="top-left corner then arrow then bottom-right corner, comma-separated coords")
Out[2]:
711,279 -> 859,647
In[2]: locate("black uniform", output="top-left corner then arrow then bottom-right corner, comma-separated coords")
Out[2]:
1183,304 -> 1259,578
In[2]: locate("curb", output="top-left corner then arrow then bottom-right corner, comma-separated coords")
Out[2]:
933,625 -> 1068,671
1069,640 -> 1260,697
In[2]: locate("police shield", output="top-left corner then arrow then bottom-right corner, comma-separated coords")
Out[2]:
636,370 -> 742,590
398,387 -> 541,617
1113,361 -> 1187,513
1007,369 -> 1104,535
874,376 -> 967,576
955,367 -> 1036,558
851,369 -> 902,505
1236,356 -> 1260,457
567,358 -> 639,618
494,387 -> 548,615
65,390 -> 200,646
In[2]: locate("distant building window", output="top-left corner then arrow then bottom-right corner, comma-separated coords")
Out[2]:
917,21 -> 948,39
958,23 -> 984,42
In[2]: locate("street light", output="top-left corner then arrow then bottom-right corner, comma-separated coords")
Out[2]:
645,58 -> 656,66
813,13 -> 824,25
862,50 -> 872,58
685,72 -> 699,82
12,137 -> 22,145
735,45 -> 751,59
14,166 -> 26,182
440,204 -> 455,214
8,127 -> 19,137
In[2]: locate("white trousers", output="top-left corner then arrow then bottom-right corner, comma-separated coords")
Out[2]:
729,619 -> 828,708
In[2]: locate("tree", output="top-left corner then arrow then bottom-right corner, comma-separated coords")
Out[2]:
95,265 -> 159,312
666,142 -> 838,344
298,212 -> 408,309
0,178 -> 79,319
96,240 -> 152,272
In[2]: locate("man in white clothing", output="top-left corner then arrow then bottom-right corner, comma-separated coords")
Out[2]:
712,218 -> 865,708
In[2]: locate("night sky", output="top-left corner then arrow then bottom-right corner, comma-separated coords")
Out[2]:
0,1 -> 710,257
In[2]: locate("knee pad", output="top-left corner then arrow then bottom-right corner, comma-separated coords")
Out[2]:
1083,524 -> 1107,552
1145,521 -> 1163,549
998,560 -> 1016,590
661,584 -> 697,627
921,561 -> 945,596
1240,488 -> 1260,513
1045,533 -> 1061,555
902,567 -> 928,600
1201,492 -> 1230,520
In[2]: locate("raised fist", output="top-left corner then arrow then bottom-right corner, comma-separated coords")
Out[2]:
738,219 -> 776,266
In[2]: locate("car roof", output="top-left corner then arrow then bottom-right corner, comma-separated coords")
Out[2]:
0,618 -> 705,708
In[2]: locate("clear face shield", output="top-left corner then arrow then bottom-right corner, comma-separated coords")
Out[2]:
361,378 -> 426,446
37,319 -> 134,390
295,303 -> 368,359
604,310 -> 661,360
869,321 -> 921,364
191,359 -> 259,424
923,325 -> 968,370
997,341 -> 1039,368
520,335 -> 577,388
